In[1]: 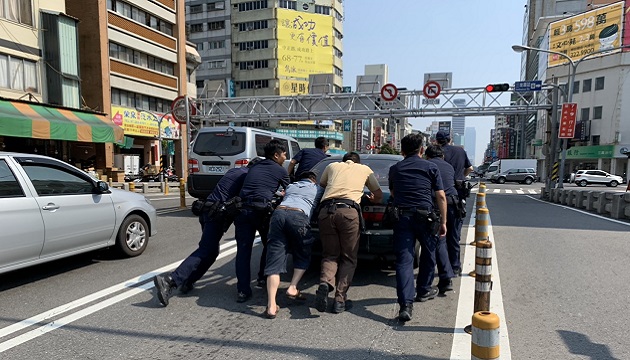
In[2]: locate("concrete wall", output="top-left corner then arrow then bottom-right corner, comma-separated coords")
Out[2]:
544,187 -> 630,220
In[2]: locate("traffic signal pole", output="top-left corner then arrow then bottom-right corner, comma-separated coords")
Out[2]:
545,78 -> 560,198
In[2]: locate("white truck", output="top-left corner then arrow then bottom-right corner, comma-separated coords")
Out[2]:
485,159 -> 537,183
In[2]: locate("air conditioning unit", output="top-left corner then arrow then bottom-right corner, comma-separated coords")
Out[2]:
247,65 -> 254,70
247,26 -> 254,31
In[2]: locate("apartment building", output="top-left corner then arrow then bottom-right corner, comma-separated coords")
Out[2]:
0,0 -> 123,170
64,0 -> 197,179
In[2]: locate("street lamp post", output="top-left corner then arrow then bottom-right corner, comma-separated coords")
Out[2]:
137,109 -> 171,182
512,44 -> 630,188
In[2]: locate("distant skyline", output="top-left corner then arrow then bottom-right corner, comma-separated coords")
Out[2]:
341,1 -> 525,165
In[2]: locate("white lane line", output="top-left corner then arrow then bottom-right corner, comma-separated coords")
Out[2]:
0,240 -> 239,344
493,189 -> 500,193
516,190 -> 524,194
528,190 -> 537,194
450,207 -> 511,359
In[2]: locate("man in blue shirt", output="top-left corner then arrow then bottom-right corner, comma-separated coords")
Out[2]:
435,130 -> 473,275
425,145 -> 458,294
288,137 -> 328,181
389,134 -> 447,322
263,171 -> 323,318
153,157 -> 263,307
234,140 -> 290,303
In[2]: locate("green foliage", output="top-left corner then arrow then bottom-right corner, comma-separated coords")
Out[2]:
378,143 -> 399,155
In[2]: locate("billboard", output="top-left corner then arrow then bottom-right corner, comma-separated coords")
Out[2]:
548,2 -> 624,67
624,0 -> 630,51
277,8 -> 334,95
111,106 -> 181,139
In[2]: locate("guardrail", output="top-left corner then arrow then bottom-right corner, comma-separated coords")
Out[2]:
543,187 -> 630,220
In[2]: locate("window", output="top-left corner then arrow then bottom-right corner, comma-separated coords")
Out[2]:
238,40 -> 269,51
290,141 -> 300,157
582,79 -> 592,92
208,40 -> 225,49
207,1 -> 225,10
207,60 -> 226,69
595,76 -> 605,90
239,79 -> 269,89
0,160 -> 24,197
238,20 -> 268,31
189,5 -> 202,13
279,0 -> 296,10
0,53 -> 38,92
238,0 -> 268,11
572,80 -> 579,94
334,48 -> 343,58
111,88 -> 171,114
109,42 -> 175,76
593,106 -> 602,120
580,108 -> 589,121
255,134 -> 273,156
190,23 -> 203,32
21,164 -> 94,196
591,135 -> 600,145
0,0 -> 32,25
315,5 -> 330,15
238,60 -> 268,70
208,21 -> 225,30
109,0 -> 173,37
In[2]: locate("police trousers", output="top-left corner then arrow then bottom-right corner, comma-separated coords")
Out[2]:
234,207 -> 270,296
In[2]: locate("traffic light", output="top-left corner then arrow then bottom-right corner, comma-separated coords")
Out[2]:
485,83 -> 510,92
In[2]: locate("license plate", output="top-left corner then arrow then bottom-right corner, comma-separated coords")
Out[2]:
206,165 -> 228,174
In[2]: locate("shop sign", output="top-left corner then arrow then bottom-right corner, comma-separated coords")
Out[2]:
111,106 -> 181,139
565,145 -> 614,159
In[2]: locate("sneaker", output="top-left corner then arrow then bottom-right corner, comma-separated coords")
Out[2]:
154,274 -> 176,306
236,291 -> 252,303
256,278 -> 266,288
314,283 -> 329,312
438,279 -> 454,294
453,267 -> 462,276
332,301 -> 345,314
398,303 -> 413,322
415,288 -> 439,302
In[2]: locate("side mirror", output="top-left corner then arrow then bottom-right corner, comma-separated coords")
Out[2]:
96,181 -> 110,194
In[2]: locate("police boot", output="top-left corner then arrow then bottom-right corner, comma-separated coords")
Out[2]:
154,274 -> 176,307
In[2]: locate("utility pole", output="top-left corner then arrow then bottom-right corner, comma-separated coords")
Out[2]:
545,78 -> 560,198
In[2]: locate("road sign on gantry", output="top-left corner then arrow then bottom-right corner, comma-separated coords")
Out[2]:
559,103 -> 578,139
423,81 -> 441,99
380,83 -> 398,102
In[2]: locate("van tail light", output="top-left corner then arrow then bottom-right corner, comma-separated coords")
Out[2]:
188,158 -> 199,173
234,158 -> 250,168
363,211 -> 384,222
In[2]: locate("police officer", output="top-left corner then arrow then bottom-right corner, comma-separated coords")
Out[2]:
435,130 -> 473,275
234,140 -> 290,303
315,152 -> 382,314
389,134 -> 447,322
153,157 -> 263,307
264,171 -> 323,319
424,144 -> 458,294
287,137 -> 329,181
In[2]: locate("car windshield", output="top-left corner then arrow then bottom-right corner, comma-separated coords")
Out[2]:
311,157 -> 400,187
193,131 -> 246,156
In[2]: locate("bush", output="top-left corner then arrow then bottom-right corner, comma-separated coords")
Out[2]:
378,143 -> 399,155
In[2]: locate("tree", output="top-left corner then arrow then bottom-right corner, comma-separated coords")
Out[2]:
378,143 -> 399,155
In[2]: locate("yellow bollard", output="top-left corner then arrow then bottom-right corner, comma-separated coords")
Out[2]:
129,182 -> 135,193
470,204 -> 489,247
479,183 -> 486,194
475,192 -> 487,209
108,177 -> 113,187
474,240 -> 492,312
164,181 -> 169,195
179,179 -> 186,209
471,311 -> 500,360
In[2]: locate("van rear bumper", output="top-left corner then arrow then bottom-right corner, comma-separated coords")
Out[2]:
187,174 -> 222,199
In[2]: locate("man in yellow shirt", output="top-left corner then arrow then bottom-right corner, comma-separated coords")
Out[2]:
315,152 -> 383,313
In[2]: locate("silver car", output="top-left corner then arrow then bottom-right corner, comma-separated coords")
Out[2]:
490,168 -> 537,184
573,169 -> 624,187
0,152 -> 157,275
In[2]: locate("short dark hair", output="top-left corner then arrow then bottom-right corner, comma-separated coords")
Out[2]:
298,171 -> 317,181
424,145 -> 444,159
400,134 -> 424,156
263,140 -> 286,159
315,137 -> 329,149
342,152 -> 360,163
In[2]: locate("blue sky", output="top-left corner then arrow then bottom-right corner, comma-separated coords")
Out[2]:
341,0 -> 526,165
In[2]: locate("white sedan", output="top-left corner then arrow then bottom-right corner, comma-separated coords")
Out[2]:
0,152 -> 157,275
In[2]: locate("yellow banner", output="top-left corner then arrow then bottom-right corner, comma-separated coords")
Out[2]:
279,79 -> 310,95
548,2 -> 624,67
111,106 -> 181,139
277,8 -> 334,86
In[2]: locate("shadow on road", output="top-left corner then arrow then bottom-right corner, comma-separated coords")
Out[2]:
557,330 -> 619,360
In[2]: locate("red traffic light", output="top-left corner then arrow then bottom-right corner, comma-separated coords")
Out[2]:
485,83 -> 510,92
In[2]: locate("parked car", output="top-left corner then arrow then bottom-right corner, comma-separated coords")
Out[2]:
490,168 -> 537,184
187,127 -> 300,199
573,169 -> 624,187
0,152 -> 157,275
309,154 -> 421,267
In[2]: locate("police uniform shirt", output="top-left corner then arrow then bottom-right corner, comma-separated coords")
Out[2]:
207,167 -> 248,203
388,156 -> 444,209
442,144 -> 472,181
239,158 -> 290,202
292,148 -> 327,177
428,158 -> 458,197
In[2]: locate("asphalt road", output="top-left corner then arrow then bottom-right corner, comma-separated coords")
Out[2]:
1,185 -> 628,359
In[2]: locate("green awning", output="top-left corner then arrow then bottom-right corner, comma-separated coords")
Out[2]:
0,99 -> 123,143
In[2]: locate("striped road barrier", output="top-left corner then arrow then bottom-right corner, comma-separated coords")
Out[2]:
471,311 -> 500,360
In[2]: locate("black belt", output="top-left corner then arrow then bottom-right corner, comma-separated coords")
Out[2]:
329,203 -> 353,209
398,207 -> 431,217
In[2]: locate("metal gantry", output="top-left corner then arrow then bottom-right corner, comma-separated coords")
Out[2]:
190,85 -> 554,123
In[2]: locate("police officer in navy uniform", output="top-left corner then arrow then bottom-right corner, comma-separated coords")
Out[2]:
424,144 -> 458,294
153,157 -> 263,307
234,140 -> 290,303
389,134 -> 447,322
288,136 -> 329,182
435,130 -> 473,276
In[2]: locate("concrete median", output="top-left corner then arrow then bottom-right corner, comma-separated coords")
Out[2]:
544,187 -> 630,221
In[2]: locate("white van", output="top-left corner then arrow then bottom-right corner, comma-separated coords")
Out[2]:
187,127 -> 301,199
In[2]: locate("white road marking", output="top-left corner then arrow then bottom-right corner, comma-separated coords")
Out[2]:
528,190 -> 537,194
493,189 -> 500,193
504,190 -> 513,194
516,190 -> 524,194
450,205 -> 511,359
0,239 -> 245,352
